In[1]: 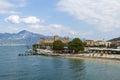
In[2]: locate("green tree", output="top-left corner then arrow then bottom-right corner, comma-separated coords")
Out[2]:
53,40 -> 64,50
68,38 -> 84,53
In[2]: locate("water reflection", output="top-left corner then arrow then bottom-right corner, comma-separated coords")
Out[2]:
68,59 -> 86,80
50,58 -> 86,80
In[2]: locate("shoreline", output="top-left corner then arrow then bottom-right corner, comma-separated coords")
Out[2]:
61,56 -> 120,63
19,52 -> 120,62
37,53 -> 120,63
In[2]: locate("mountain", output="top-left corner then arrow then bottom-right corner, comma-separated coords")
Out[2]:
0,30 -> 49,46
108,37 -> 120,42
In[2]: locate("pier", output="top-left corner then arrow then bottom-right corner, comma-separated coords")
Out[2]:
18,52 -> 60,56
18,53 -> 35,56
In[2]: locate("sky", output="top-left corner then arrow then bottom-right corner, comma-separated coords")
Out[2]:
0,0 -> 120,40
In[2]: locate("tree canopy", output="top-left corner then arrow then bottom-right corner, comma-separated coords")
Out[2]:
68,38 -> 84,53
53,40 -> 64,50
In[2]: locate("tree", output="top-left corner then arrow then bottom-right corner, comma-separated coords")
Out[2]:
68,38 -> 84,53
53,40 -> 64,50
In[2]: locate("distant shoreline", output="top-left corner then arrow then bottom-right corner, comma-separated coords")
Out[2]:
0,44 -> 26,46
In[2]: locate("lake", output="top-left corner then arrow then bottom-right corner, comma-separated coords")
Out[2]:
0,46 -> 120,80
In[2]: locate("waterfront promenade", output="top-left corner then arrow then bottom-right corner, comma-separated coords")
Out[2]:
19,48 -> 120,62
30,52 -> 120,62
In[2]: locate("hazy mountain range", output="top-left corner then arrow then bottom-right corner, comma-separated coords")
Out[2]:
0,30 -> 119,46
0,30 -> 50,46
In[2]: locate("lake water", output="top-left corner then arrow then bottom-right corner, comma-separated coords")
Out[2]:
0,46 -> 120,80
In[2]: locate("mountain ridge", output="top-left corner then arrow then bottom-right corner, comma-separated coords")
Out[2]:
0,30 -> 49,46
108,37 -> 120,42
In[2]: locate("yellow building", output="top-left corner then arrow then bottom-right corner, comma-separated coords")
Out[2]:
85,40 -> 94,46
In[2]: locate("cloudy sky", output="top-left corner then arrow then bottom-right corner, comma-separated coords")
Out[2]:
0,0 -> 120,40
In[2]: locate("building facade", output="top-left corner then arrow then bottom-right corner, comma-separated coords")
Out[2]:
85,40 -> 94,46
111,41 -> 120,46
85,40 -> 111,47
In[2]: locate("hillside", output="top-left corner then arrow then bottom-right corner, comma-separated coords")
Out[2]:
108,37 -> 120,42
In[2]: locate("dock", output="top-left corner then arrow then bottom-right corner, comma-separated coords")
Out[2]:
18,53 -> 35,56
18,52 -> 62,56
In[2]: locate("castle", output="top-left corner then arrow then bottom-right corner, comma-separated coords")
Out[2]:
33,35 -> 69,50
38,35 -> 69,49
40,35 -> 69,45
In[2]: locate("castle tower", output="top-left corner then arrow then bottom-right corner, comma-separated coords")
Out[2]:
54,35 -> 59,41
40,38 -> 45,44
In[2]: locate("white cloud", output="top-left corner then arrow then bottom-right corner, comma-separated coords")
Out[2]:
0,10 -> 19,14
57,0 -> 120,32
49,24 -> 62,29
26,24 -> 92,38
4,15 -> 92,38
5,15 -> 20,23
5,15 -> 40,24
0,0 -> 27,14
0,0 -> 13,9
22,16 -> 40,24
0,25 -> 23,33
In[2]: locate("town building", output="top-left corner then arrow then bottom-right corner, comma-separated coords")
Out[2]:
85,39 -> 111,47
111,41 -> 120,46
85,40 -> 94,47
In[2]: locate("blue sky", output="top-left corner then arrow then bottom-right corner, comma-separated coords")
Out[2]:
0,0 -> 120,40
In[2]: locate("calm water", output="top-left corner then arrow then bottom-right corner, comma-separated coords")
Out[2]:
0,46 -> 120,80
